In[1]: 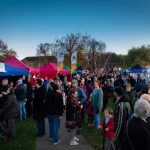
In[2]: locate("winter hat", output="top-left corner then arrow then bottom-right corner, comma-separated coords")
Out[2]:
17,78 -> 23,85
52,84 -> 59,91
72,79 -> 78,84
114,86 -> 124,96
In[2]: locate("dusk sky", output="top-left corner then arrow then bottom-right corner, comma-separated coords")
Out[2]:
0,0 -> 150,59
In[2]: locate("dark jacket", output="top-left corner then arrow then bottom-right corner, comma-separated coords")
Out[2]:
66,98 -> 81,127
113,96 -> 132,150
0,93 -> 19,120
33,86 -> 46,120
66,98 -> 79,121
26,82 -> 33,102
0,85 -> 9,109
127,116 -> 150,150
15,84 -> 27,101
45,91 -> 63,116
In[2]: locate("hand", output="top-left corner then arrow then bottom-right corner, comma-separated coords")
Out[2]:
105,128 -> 109,131
0,94 -> 2,98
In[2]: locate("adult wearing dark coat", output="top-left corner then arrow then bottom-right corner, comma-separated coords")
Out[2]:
113,86 -> 132,150
25,79 -> 33,117
33,79 -> 46,137
127,100 -> 150,150
0,87 -> 18,139
45,84 -> 64,145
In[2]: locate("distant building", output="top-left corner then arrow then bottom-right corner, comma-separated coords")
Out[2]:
22,56 -> 57,68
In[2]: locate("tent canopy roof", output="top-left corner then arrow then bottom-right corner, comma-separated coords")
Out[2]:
5,56 -> 29,70
0,64 -> 29,76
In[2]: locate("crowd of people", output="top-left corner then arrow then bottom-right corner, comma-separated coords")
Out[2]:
0,72 -> 150,149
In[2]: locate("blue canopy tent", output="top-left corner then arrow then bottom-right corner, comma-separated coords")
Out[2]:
128,64 -> 147,73
0,64 -> 29,76
76,67 -> 86,74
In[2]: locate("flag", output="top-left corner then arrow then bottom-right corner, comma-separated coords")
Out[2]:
71,51 -> 77,73
57,46 -> 65,72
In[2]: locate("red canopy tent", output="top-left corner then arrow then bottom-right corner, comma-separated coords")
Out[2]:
40,63 -> 57,79
5,56 -> 29,70
4,56 -> 40,75
59,69 -> 70,75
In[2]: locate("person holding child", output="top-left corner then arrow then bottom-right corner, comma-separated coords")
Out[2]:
66,89 -> 82,146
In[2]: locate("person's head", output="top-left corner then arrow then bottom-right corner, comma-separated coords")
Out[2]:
69,89 -> 78,99
104,107 -> 113,118
36,79 -> 43,87
126,83 -> 132,92
1,78 -> 8,86
140,94 -> 150,103
52,84 -> 59,92
142,86 -> 150,95
72,79 -> 78,89
134,100 -> 150,120
114,86 -> 124,98
17,78 -> 23,86
93,81 -> 100,89
81,78 -> 85,85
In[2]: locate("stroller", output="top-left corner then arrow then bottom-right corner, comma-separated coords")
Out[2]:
0,119 -> 7,142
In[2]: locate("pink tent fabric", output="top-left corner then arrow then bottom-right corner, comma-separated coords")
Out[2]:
59,69 -> 70,75
40,63 -> 57,79
5,56 -> 40,75
30,67 -> 40,75
5,56 -> 29,70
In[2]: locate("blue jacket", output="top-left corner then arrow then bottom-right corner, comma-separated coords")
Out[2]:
76,87 -> 87,103
91,88 -> 103,111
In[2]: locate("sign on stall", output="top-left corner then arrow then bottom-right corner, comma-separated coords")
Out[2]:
0,63 -> 6,72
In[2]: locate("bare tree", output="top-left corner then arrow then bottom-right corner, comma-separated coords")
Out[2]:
0,39 -> 8,55
49,43 -> 59,57
86,38 -> 106,71
36,43 -> 50,56
36,43 -> 51,64
56,33 -> 82,68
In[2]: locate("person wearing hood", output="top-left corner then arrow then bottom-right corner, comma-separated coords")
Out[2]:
113,86 -> 132,150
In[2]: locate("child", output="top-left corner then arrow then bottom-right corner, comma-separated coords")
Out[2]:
100,107 -> 115,150
86,99 -> 94,126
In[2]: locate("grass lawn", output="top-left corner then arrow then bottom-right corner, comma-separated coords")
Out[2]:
81,97 -> 115,150
0,118 -> 36,150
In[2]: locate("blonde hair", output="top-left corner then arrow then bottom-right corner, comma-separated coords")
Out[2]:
104,107 -> 114,116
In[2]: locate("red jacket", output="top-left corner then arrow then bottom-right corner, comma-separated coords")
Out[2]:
86,100 -> 94,115
101,117 -> 115,140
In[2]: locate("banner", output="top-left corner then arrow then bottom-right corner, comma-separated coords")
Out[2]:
57,46 -> 65,72
0,63 -> 6,72
71,51 -> 77,73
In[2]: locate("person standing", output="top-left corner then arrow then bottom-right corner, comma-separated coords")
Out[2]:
45,84 -> 64,145
127,100 -> 150,150
79,78 -> 89,123
113,86 -> 132,150
91,81 -> 103,129
15,78 -> 27,121
100,107 -> 115,150
0,87 -> 19,140
66,89 -> 81,145
33,79 -> 46,137
26,77 -> 33,117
